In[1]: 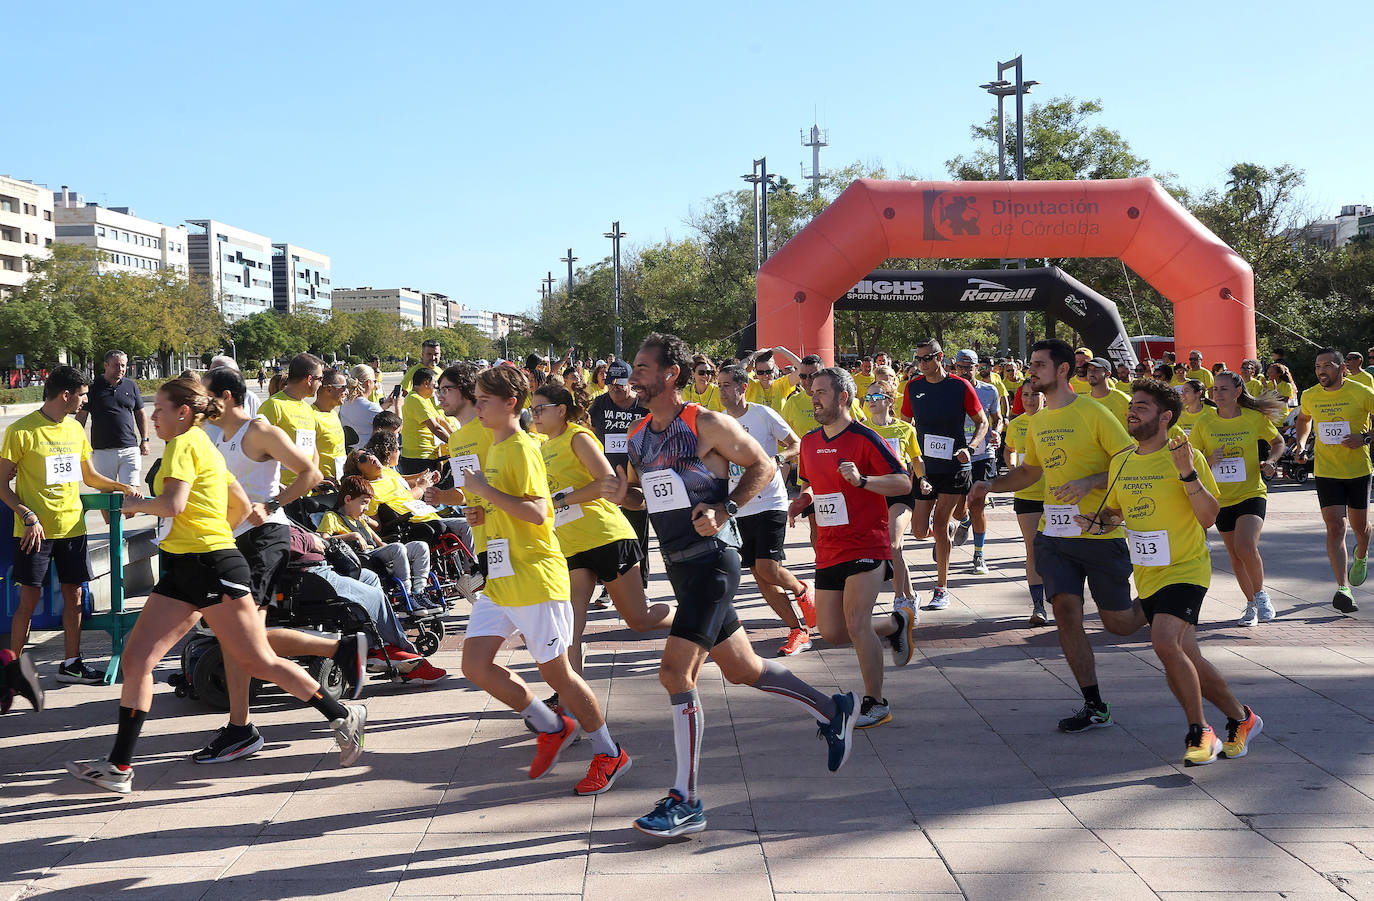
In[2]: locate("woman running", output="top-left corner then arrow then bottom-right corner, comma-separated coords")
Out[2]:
1005,381 -> 1050,626
1177,379 -> 1215,436
861,376 -> 926,612
1265,362 -> 1299,410
67,377 -> 365,794
530,382 -> 672,678
1191,371 -> 1287,626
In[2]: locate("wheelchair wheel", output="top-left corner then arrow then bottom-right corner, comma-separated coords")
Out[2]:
1295,468 -> 1309,484
311,657 -> 346,703
413,621 -> 443,657
190,644 -> 232,711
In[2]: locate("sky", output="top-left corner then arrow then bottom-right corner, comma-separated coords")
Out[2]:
7,0 -> 1370,318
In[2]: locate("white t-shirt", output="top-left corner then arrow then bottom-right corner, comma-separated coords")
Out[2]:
729,403 -> 792,517
339,397 -> 382,449
966,381 -> 1001,462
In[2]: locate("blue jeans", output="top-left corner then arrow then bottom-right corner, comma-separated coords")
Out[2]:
307,564 -> 418,655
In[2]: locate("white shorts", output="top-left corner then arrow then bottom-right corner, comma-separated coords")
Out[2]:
91,446 -> 140,486
465,596 -> 573,665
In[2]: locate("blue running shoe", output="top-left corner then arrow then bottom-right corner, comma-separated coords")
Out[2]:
633,790 -> 706,838
817,690 -> 857,772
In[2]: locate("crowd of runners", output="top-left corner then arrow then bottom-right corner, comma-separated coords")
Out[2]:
2,331 -> 1371,839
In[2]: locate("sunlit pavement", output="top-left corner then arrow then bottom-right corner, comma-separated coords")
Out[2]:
4,469 -> 1374,899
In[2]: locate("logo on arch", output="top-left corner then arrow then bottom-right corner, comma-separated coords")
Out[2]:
923,190 -> 981,240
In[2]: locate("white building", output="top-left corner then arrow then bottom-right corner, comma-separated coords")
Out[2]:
187,219 -> 274,321
459,307 -> 513,341
1290,204 -> 1374,250
332,286 -> 426,328
0,175 -> 54,297
424,292 -> 452,329
52,187 -> 188,276
272,243 -> 332,315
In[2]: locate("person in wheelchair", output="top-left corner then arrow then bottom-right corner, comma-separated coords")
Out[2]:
343,431 -> 474,552
285,524 -> 447,685
317,475 -> 440,613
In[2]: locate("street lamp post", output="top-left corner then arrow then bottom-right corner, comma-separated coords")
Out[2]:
739,158 -> 777,354
604,222 -> 626,359
980,56 -> 1038,358
560,248 -> 577,303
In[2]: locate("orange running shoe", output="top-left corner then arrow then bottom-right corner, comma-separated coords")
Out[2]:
529,713 -> 577,779
778,628 -> 813,657
574,745 -> 632,795
1222,706 -> 1263,759
795,581 -> 816,629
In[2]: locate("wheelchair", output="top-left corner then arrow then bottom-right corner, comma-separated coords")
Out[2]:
167,566 -> 405,710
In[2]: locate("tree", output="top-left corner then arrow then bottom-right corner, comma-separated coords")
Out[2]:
230,312 -> 292,363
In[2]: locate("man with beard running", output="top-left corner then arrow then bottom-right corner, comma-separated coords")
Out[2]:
604,333 -> 856,839
790,366 -> 915,729
969,339 -> 1135,733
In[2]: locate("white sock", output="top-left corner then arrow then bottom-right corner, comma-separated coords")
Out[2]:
670,689 -> 702,802
63,656 -> 80,667
588,724 -> 617,757
520,698 -> 561,734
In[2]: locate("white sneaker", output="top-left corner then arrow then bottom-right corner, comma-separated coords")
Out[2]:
66,759 -> 132,794
1254,590 -> 1276,622
1237,602 -> 1259,627
893,596 -> 919,626
924,588 -> 950,610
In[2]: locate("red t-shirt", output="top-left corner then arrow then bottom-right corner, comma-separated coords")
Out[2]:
799,421 -> 905,569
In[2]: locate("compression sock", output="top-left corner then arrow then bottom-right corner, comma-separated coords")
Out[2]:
109,706 -> 147,768
588,724 -> 618,757
973,532 -> 986,551
959,517 -> 971,529
1029,584 -> 1045,604
752,658 -> 837,722
1082,684 -> 1105,709
670,689 -> 703,803
310,691 -> 348,723
521,698 -> 562,733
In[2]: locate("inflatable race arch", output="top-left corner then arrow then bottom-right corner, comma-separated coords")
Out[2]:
756,178 -> 1255,366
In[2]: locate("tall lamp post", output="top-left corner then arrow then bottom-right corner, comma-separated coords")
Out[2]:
980,56 -> 1038,358
560,248 -> 577,303
604,222 -> 626,358
740,158 -> 777,354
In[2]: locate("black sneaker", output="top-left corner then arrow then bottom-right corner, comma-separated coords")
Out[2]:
192,723 -> 265,764
1058,702 -> 1113,733
56,658 -> 103,685
333,632 -> 367,701
6,653 -> 44,712
816,691 -> 857,772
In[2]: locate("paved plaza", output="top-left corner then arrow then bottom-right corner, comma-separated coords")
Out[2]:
5,477 -> 1374,900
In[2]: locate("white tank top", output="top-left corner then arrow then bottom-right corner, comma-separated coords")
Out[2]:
213,416 -> 290,537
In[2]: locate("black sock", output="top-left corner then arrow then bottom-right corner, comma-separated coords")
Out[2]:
1082,685 -> 1104,708
309,691 -> 348,722
224,721 -> 255,737
109,706 -> 147,767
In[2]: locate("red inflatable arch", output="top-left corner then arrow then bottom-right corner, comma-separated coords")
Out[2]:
756,177 -> 1255,367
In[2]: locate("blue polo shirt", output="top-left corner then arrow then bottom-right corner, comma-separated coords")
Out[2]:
85,375 -> 143,450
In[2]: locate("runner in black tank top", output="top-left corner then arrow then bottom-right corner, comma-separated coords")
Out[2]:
602,333 -> 858,840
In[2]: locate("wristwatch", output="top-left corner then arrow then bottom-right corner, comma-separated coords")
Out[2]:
1179,471 -> 1199,483
264,499 -> 281,513
858,474 -> 869,489
724,499 -> 739,516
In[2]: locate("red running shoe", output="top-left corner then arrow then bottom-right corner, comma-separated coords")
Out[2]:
795,581 -> 816,629
529,713 -> 577,779
400,660 -> 448,685
777,628 -> 812,657
574,745 -> 632,795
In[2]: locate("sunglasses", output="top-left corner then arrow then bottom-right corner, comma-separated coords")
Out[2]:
357,451 -> 377,463
696,369 -> 714,376
863,393 -> 891,403
755,368 -> 776,376
798,373 -> 815,380
530,402 -> 559,413
915,352 -> 940,362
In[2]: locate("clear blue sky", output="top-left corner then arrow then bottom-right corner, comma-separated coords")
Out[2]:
7,0 -> 1369,317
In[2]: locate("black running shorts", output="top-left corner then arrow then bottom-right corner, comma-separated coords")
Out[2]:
665,546 -> 743,651
1315,475 -> 1371,511
154,549 -> 255,609
235,522 -> 291,608
566,537 -> 643,584
1215,497 -> 1266,533
1032,533 -> 1133,611
1139,582 -> 1207,626
12,535 -> 91,588
737,510 -> 787,566
814,558 -> 893,592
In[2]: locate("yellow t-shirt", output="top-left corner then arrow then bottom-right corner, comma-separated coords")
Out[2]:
745,378 -> 791,413
540,424 -> 636,556
683,382 -> 723,412
781,388 -> 866,438
448,417 -> 494,551
1348,370 -> 1374,390
259,391 -> 317,488
1186,368 -> 1215,388
1,411 -> 92,539
1070,376 -> 1092,395
366,467 -> 438,522
1089,388 -> 1130,430
313,406 -> 346,480
1177,406 -> 1215,438
482,430 -> 570,606
1106,445 -> 1217,597
1190,407 -> 1280,506
401,392 -> 443,460
1299,380 -> 1374,479
317,510 -> 381,551
155,427 -> 238,554
867,420 -> 921,471
853,372 -> 876,397
400,363 -> 431,395
1023,396 -> 1133,539
1005,414 -> 1045,502
1244,377 -> 1264,397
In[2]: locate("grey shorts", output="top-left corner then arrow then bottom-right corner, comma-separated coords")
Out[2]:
1032,533 -> 1133,611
